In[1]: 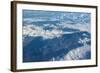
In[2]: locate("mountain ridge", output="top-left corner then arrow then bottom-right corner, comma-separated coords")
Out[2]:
23,31 -> 91,62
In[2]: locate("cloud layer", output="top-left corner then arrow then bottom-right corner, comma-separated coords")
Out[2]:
23,10 -> 91,40
23,22 -> 90,40
23,24 -> 74,40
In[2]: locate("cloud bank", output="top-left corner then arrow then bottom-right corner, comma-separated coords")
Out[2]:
23,24 -> 64,40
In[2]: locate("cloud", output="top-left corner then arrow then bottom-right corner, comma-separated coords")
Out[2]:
64,45 -> 90,60
23,24 -> 65,39
23,18 -> 48,24
23,21 -> 91,40
59,22 -> 91,33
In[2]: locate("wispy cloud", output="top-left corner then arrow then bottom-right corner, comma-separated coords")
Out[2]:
59,22 -> 91,33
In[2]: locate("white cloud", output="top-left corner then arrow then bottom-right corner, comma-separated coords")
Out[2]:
23,22 -> 91,40
64,45 -> 90,60
59,22 -> 91,33
23,24 -> 66,39
24,18 -> 46,22
78,38 -> 90,45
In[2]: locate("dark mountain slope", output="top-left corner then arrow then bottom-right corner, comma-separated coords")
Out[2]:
23,31 -> 91,62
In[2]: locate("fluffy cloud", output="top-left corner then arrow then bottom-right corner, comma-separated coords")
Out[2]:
23,24 -> 65,39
